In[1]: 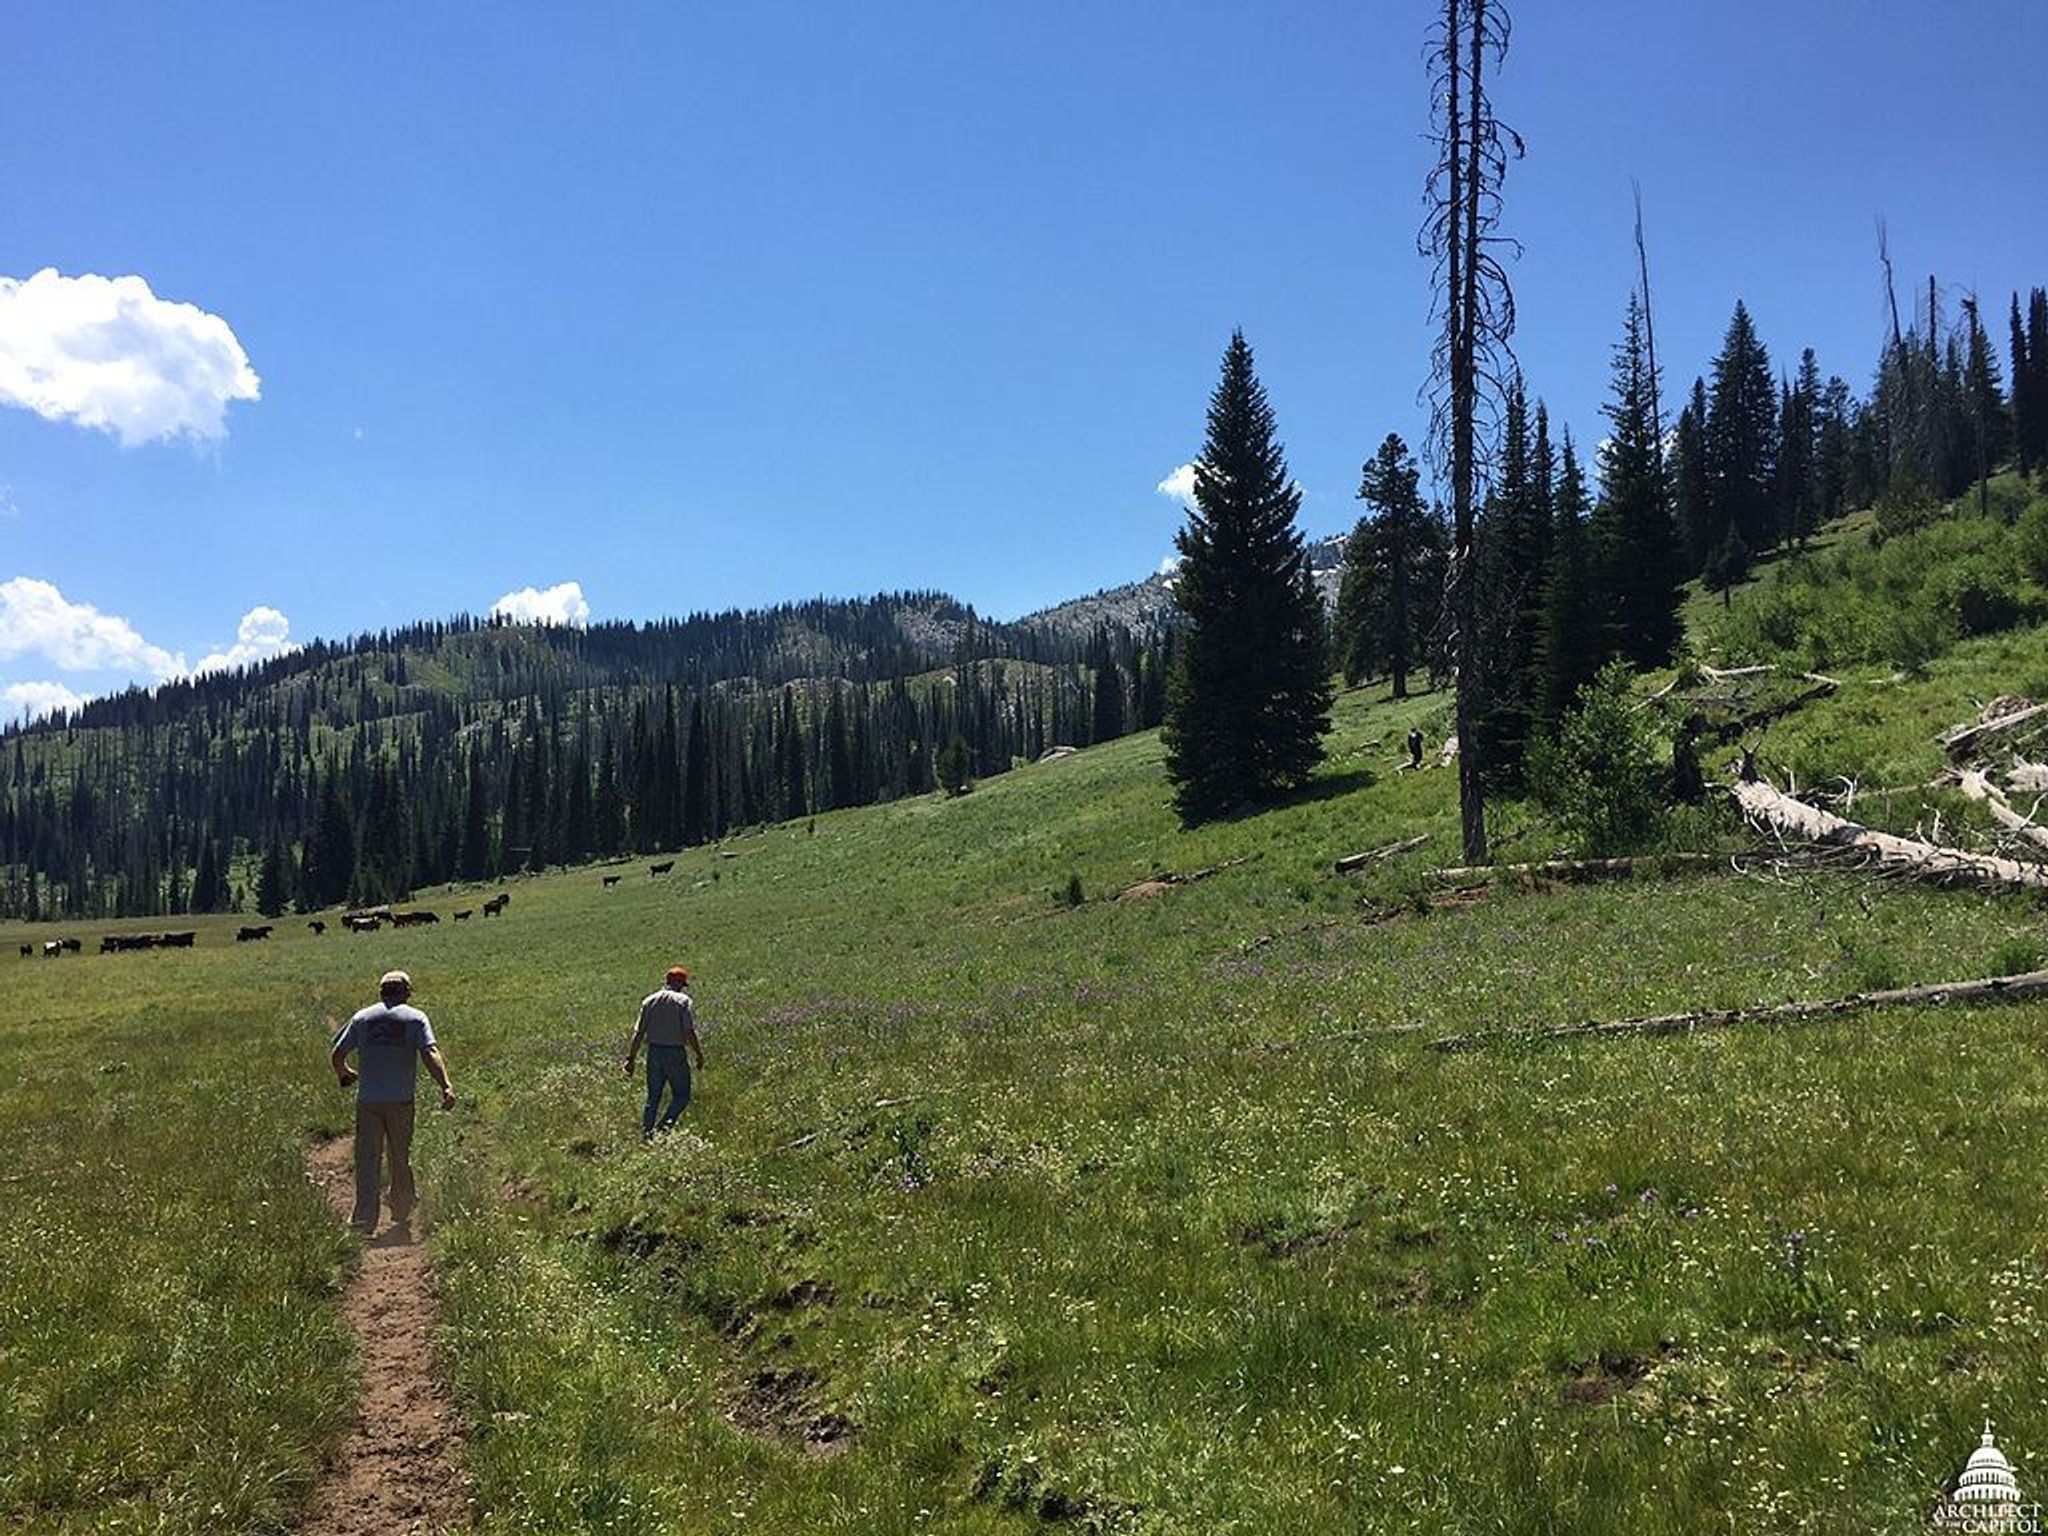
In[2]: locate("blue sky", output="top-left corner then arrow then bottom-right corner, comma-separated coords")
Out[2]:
2,1 -> 2043,718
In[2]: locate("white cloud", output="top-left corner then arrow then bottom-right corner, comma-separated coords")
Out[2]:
1,679 -> 88,723
0,268 -> 261,446
0,577 -> 186,678
493,580 -> 591,628
1156,462 -> 1200,509
193,605 -> 296,676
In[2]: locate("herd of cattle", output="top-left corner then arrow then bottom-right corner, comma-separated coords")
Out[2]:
16,892 -> 514,958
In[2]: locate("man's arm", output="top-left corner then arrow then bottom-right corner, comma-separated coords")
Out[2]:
330,1023 -> 357,1087
682,998 -> 705,1070
623,1000 -> 650,1075
421,1045 -> 456,1110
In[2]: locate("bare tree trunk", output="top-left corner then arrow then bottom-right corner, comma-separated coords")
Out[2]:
1633,181 -> 1661,474
1734,774 -> 2048,890
1432,969 -> 2048,1051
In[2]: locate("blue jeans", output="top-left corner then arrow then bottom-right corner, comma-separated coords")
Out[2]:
643,1044 -> 692,1137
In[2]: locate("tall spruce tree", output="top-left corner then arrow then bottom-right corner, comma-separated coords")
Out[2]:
1336,433 -> 1443,696
1473,379 -> 1551,786
1532,433 -> 1600,738
1591,294 -> 1686,668
1162,332 -> 1332,824
1705,300 -> 1779,553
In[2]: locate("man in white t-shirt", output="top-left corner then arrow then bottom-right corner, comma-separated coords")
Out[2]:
625,965 -> 704,1138
330,970 -> 456,1232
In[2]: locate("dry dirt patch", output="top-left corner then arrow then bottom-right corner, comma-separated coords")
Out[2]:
300,1134 -> 471,1534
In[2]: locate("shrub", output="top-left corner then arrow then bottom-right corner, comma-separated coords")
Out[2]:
2015,495 -> 2048,584
1529,660 -> 1669,857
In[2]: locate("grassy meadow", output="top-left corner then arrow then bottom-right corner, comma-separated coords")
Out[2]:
11,615 -> 2048,1531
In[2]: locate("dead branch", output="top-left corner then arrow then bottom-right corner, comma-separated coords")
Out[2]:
1430,852 -> 1725,884
1334,834 -> 1431,874
1733,774 -> 2048,891
1952,769 -> 2048,857
1430,968 -> 2048,1051
2011,761 -> 2048,793
1941,703 -> 2048,762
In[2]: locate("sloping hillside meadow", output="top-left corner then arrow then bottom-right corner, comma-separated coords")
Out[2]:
9,607 -> 2048,1533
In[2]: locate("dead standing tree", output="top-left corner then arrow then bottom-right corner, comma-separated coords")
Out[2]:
1424,0 -> 1521,863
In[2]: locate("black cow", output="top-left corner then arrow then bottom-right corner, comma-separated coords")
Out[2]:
308,920 -> 327,935
100,936 -> 122,954
158,931 -> 196,948
236,925 -> 273,942
59,937 -> 80,953
42,940 -> 62,958
392,910 -> 439,927
344,915 -> 380,933
602,875 -> 622,888
482,893 -> 510,917
452,909 -> 473,921
18,944 -> 30,958
649,860 -> 675,877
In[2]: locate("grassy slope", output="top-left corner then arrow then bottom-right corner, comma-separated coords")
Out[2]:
9,613 -> 2048,1530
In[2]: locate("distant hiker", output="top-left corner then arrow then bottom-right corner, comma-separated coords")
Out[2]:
625,965 -> 704,1139
1406,727 -> 1424,770
330,970 -> 456,1234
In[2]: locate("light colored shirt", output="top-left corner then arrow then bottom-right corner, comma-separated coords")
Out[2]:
333,1003 -> 437,1103
637,988 -> 695,1048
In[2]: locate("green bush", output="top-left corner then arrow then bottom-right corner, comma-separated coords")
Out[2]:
1529,660 -> 1669,857
2015,495 -> 2048,584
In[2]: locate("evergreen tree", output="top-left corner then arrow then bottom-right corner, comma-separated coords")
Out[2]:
459,754 -> 491,881
1814,375 -> 1855,522
1778,349 -> 1821,547
2012,293 -> 2042,476
1705,300 -> 1779,553
1671,379 -> 1712,572
1532,434 -> 1601,738
682,696 -> 712,844
1338,433 -> 1443,696
1162,332 -> 1332,823
256,836 -> 288,918
1474,380 -> 1552,785
1089,637 -> 1125,744
1591,295 -> 1687,668
936,734 -> 973,797
1961,298 -> 2011,484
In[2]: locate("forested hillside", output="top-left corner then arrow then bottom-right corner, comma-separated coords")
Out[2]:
0,591 -> 1173,919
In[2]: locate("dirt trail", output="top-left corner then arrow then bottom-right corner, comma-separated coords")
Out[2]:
301,1134 -> 470,1535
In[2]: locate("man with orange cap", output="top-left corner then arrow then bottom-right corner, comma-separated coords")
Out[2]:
625,964 -> 704,1138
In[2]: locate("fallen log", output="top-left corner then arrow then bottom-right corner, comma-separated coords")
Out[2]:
2011,761 -> 2048,793
1116,855 -> 1253,901
1953,769 -> 2048,857
1732,775 -> 2048,891
1430,969 -> 2048,1051
1334,834 -> 1430,874
1430,852 -> 1724,884
1941,702 -> 2048,762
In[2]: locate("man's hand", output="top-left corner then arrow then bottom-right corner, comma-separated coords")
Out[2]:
337,1066 -> 358,1088
440,1086 -> 457,1111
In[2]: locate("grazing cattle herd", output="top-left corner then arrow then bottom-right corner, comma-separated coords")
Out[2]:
14,890 -> 519,958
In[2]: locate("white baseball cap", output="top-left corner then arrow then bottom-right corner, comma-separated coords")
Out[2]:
380,970 -> 412,989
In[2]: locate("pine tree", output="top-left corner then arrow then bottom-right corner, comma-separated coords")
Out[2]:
1532,434 -> 1600,738
1705,300 -> 1778,553
1671,379 -> 1712,572
1338,433 -> 1443,696
256,836 -> 288,918
1778,349 -> 1821,547
1089,636 -> 1125,744
682,696 -> 711,844
1162,332 -> 1332,823
936,734 -> 972,797
459,754 -> 491,880
1474,379 -> 1552,785
1962,299 -> 2010,492
1591,294 -> 1686,668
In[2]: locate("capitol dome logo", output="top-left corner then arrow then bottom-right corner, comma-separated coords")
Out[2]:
1934,1423 -> 2042,1533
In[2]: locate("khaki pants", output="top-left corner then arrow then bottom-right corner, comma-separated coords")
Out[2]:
352,1098 -> 417,1230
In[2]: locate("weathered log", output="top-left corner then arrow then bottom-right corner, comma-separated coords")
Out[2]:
1430,969 -> 2048,1051
1953,769 -> 2048,857
1116,855 -> 1253,901
1733,775 -> 2048,891
1334,834 -> 1430,874
1941,702 -> 2048,761
2012,761 -> 2048,793
1430,852 -> 1723,884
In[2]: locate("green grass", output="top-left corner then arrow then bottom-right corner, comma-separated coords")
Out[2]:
10,675 -> 2048,1532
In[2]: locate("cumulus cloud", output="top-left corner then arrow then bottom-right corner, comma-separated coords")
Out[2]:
0,268 -> 261,446
1156,462 -> 1200,509
193,605 -> 296,676
1,679 -> 88,723
493,580 -> 591,628
0,576 -> 186,679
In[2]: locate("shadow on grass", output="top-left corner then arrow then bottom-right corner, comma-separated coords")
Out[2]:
1194,769 -> 1377,826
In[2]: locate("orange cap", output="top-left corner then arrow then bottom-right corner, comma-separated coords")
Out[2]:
665,965 -> 690,985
